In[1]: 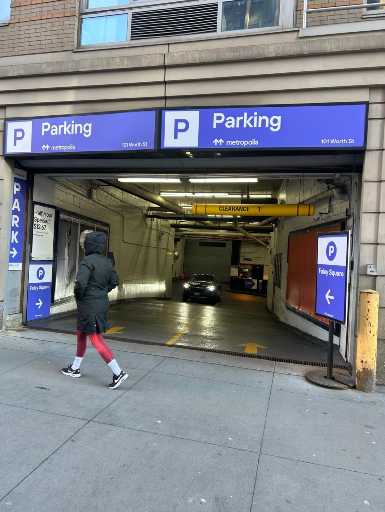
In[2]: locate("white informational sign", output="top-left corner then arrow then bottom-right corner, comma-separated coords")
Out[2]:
31,204 -> 55,261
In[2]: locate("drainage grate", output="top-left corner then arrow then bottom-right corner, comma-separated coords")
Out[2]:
26,325 -> 350,369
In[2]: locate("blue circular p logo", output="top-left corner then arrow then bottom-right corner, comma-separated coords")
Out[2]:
326,241 -> 337,261
37,267 -> 45,280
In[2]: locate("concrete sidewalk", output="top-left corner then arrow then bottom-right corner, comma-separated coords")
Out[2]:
0,329 -> 384,512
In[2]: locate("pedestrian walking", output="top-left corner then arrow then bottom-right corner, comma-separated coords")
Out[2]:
61,231 -> 128,389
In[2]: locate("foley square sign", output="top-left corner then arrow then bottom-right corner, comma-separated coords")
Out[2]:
5,110 -> 157,155
315,232 -> 349,324
27,263 -> 53,321
4,103 -> 367,155
161,104 -> 367,150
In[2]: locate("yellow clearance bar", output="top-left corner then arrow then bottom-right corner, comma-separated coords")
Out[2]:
191,204 -> 315,217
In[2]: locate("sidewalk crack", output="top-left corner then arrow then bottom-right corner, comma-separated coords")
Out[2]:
248,362 -> 276,512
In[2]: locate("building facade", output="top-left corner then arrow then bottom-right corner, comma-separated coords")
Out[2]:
0,0 -> 385,382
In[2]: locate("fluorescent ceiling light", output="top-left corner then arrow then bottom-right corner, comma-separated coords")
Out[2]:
161,192 -> 271,199
196,193 -> 243,198
119,178 -> 181,183
190,178 -> 259,183
161,192 -> 194,197
161,192 -> 243,198
182,206 -> 192,209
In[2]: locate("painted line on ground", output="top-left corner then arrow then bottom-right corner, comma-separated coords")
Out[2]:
165,330 -> 189,347
244,343 -> 267,355
106,326 -> 125,334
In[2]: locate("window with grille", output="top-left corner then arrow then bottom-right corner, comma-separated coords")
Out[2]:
79,0 -> 283,47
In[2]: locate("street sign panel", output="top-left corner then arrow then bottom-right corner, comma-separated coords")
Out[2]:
315,232 -> 349,324
5,110 -> 157,155
161,103 -> 367,150
27,263 -> 53,321
8,177 -> 27,271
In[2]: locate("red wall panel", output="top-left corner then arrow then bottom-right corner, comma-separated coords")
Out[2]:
286,223 -> 342,325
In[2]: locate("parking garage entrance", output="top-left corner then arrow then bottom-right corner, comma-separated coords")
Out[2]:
4,103 -> 367,367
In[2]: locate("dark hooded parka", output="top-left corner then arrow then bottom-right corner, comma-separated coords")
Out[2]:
74,231 -> 119,334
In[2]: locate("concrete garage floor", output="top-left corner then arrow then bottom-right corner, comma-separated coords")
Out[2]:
29,290 -> 346,366
0,329 -> 384,512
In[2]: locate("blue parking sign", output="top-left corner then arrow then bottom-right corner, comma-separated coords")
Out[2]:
9,176 -> 28,270
315,232 -> 349,324
27,263 -> 52,321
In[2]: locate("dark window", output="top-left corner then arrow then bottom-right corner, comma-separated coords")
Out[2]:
192,274 -> 215,281
54,213 -> 109,303
367,0 -> 385,11
222,0 -> 280,32
273,253 -> 282,288
199,241 -> 227,247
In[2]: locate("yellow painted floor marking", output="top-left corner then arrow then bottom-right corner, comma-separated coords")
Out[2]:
244,343 -> 267,355
106,326 -> 125,334
166,330 -> 188,347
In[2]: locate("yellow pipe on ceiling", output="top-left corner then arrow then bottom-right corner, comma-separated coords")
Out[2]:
191,203 -> 315,217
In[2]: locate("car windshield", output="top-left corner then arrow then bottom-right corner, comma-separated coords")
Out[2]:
192,274 -> 214,282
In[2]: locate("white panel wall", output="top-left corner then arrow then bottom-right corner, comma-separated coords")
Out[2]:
0,159 -> 13,328
33,176 -> 174,314
240,242 -> 270,265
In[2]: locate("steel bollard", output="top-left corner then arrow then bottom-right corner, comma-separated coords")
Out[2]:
356,290 -> 379,392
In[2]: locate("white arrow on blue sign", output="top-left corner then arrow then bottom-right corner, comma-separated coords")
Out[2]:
27,263 -> 53,322
325,289 -> 335,305
315,232 -> 349,324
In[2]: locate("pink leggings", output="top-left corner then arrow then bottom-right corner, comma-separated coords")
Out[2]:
76,331 -> 114,363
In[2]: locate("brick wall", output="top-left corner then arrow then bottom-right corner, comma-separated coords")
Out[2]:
296,0 -> 377,28
0,1 -> 382,57
0,0 -> 78,58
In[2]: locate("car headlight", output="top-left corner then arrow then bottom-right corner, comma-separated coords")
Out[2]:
207,285 -> 216,292
183,283 -> 190,289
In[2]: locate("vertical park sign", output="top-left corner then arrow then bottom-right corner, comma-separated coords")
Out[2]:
8,176 -> 27,271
